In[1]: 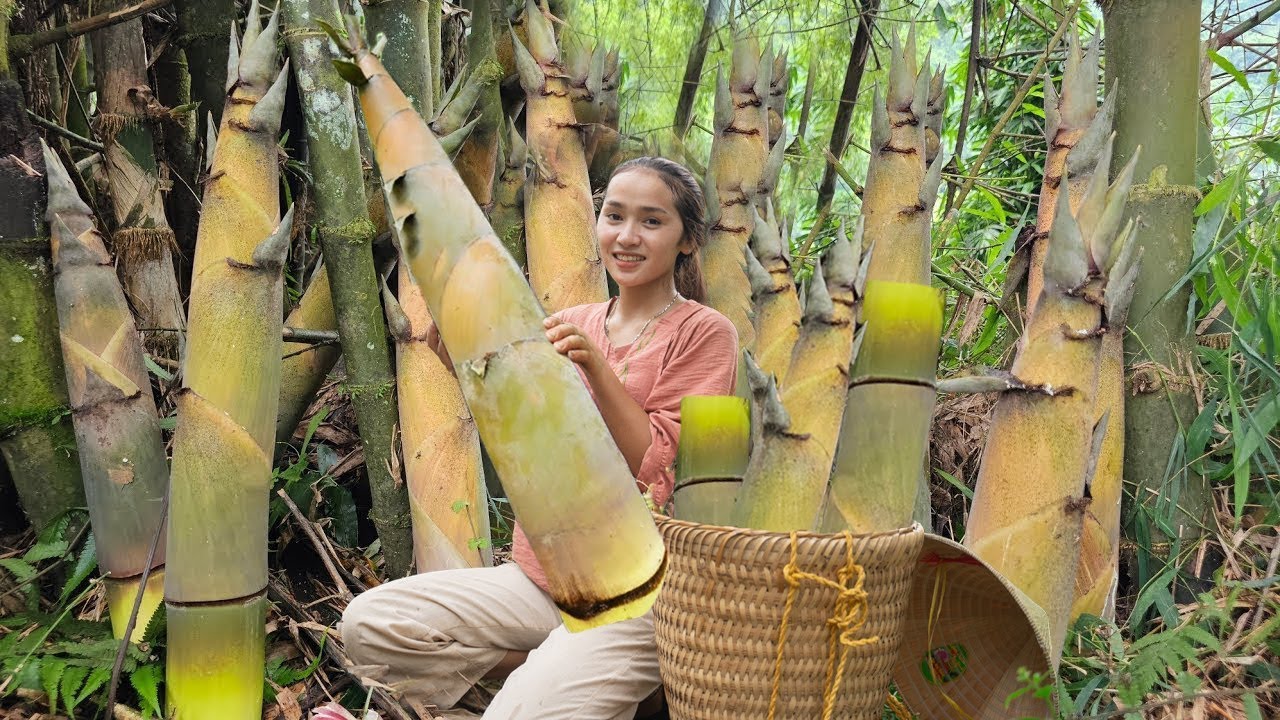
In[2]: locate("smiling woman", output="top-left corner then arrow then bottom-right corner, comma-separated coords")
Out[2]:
341,156 -> 740,719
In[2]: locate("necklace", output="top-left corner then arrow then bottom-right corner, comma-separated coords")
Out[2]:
604,292 -> 682,351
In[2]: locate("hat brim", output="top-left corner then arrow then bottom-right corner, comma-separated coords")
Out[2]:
892,534 -> 1055,719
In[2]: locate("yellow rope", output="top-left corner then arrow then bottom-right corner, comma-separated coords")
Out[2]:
886,692 -> 915,719
766,531 -> 879,720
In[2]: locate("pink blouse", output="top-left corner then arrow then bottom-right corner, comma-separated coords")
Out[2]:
511,298 -> 739,592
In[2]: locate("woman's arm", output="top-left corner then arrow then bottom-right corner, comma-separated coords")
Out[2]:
544,316 -> 652,476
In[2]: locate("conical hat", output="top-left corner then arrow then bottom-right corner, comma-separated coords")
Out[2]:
892,534 -> 1055,719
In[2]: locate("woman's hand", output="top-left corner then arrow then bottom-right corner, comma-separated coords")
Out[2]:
544,315 -> 608,378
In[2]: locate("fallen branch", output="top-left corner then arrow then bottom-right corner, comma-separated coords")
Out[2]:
25,110 -> 105,153
8,0 -> 174,58
277,488 -> 354,602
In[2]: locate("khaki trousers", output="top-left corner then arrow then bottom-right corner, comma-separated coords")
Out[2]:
341,564 -> 661,719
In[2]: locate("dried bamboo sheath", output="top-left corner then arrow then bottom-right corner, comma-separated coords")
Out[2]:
44,144 -> 167,641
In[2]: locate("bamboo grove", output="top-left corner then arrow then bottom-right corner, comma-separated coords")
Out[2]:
0,0 -> 1263,717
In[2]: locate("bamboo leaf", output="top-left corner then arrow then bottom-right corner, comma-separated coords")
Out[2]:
143,354 -> 174,381
1195,168 -> 1239,216
1207,49 -> 1250,94
1257,140 -> 1280,164
935,469 -> 973,499
1243,693 -> 1263,720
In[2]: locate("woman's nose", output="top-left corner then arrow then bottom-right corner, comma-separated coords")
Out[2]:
616,222 -> 641,245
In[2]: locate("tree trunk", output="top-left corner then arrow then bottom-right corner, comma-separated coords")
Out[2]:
672,0 -> 722,139
452,0 -> 503,208
1102,0 -> 1208,556
365,0 -> 439,118
814,0 -> 879,216
0,50 -> 86,532
92,9 -> 186,359
283,0 -> 414,579
155,45 -> 201,292
171,0 -> 235,129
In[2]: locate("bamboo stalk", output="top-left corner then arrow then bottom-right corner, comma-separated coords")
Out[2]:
702,35 -> 771,351
747,203 -> 801,381
165,3 -> 291,715
490,117 -> 527,266
8,0 -> 172,57
671,395 -> 750,526
514,0 -> 604,312
44,143 -> 168,641
283,0 -> 413,578
824,280 -> 942,532
329,17 -> 665,630
451,0 -> 503,207
385,273 -> 490,571
91,9 -> 186,360
1103,0 -> 1209,555
276,265 -> 341,446
965,140 -> 1140,667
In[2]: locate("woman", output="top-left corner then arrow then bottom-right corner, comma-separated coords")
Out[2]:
341,157 -> 739,719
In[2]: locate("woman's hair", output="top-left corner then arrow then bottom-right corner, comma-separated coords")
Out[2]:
609,156 -> 709,303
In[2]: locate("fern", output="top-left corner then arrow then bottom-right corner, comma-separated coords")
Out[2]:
129,662 -> 163,719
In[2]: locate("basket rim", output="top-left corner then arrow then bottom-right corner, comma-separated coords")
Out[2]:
654,513 -> 924,543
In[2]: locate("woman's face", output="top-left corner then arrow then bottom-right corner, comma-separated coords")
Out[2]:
596,169 -> 691,294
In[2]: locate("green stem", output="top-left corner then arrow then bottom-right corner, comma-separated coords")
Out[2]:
1103,0 -> 1208,545
284,0 -> 413,578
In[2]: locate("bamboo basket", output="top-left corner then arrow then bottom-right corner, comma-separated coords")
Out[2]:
652,516 -> 923,719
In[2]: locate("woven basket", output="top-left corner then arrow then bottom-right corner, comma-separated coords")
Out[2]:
651,516 -> 923,720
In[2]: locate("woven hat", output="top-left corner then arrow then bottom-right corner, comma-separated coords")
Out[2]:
892,534 -> 1055,719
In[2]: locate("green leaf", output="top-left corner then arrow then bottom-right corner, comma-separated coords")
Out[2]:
935,469 -> 973,499
1195,168 -> 1239,216
1208,49 -> 1250,94
75,666 -> 111,706
129,662 -> 164,717
59,533 -> 98,604
143,354 -> 174,381
321,484 -> 359,548
60,664 -> 89,716
41,658 -> 67,715
1177,624 -> 1223,652
25,538 -> 69,563
1242,693 -> 1263,720
1257,140 -> 1280,164
0,557 -> 37,582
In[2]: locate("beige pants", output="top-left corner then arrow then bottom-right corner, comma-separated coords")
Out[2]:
341,564 -> 661,719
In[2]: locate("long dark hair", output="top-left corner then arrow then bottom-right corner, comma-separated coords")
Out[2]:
609,156 -> 709,303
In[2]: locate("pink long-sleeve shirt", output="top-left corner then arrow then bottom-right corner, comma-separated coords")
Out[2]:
511,298 -> 739,592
